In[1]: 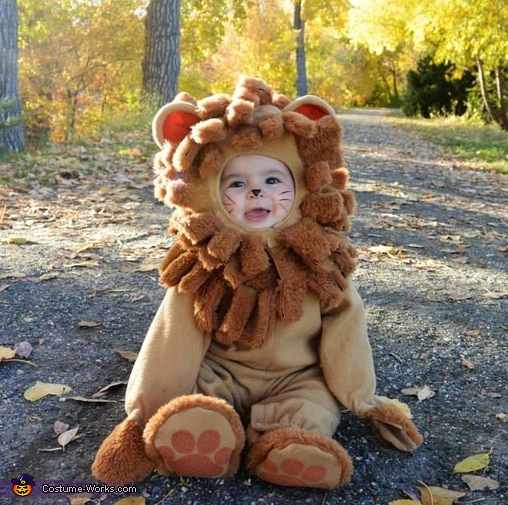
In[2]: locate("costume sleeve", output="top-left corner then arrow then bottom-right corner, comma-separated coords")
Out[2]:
319,279 -> 423,451
125,287 -> 211,427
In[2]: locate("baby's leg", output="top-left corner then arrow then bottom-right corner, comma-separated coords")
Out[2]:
246,367 -> 353,489
143,358 -> 246,479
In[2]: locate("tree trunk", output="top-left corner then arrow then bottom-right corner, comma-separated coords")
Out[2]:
476,57 -> 501,127
142,0 -> 181,108
294,0 -> 308,96
0,0 -> 24,153
494,65 -> 508,131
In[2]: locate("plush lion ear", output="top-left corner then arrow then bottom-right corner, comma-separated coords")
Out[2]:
283,95 -> 336,120
152,102 -> 200,148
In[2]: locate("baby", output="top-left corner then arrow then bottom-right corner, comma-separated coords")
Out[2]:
92,76 -> 423,490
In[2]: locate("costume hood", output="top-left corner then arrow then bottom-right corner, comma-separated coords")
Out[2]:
152,75 -> 358,348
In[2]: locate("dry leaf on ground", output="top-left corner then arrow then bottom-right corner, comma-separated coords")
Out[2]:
53,420 -> 70,435
401,385 -> 435,401
116,349 -> 138,362
92,380 -> 127,397
58,426 -> 80,449
135,263 -> 158,272
461,358 -> 474,369
24,381 -> 72,401
68,496 -> 94,505
453,453 -> 490,473
0,346 -> 16,361
114,497 -> 146,505
69,396 -> 117,403
78,320 -> 102,328
461,474 -> 499,491
418,484 -> 466,505
14,341 -> 33,358
481,290 -> 508,299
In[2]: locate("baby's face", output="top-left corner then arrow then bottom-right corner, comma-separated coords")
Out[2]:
220,155 -> 295,229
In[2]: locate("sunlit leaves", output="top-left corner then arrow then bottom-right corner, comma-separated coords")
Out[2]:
18,0 -> 145,143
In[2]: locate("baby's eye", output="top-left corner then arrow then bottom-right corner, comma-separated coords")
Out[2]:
266,177 -> 280,184
229,181 -> 245,188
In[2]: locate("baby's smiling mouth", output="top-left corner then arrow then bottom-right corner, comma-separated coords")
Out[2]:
245,207 -> 270,221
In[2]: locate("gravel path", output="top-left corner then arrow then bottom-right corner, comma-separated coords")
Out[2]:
1,110 -> 507,505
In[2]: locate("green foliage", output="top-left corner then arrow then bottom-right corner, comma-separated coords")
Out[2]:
0,99 -> 22,129
402,56 -> 474,118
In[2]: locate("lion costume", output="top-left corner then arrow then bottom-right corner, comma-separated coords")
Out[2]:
92,75 -> 423,490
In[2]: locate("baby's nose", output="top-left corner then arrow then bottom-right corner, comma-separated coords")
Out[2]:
251,189 -> 262,197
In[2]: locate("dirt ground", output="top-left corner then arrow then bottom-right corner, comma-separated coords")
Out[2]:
1,110 -> 507,505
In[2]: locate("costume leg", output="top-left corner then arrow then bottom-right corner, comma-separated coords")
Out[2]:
92,289 -> 215,484
246,367 -> 353,489
91,418 -> 153,485
143,394 -> 245,479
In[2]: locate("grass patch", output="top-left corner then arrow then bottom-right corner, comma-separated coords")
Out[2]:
388,115 -> 508,175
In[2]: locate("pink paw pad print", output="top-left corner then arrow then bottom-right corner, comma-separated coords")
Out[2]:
258,457 -> 332,489
158,429 -> 234,477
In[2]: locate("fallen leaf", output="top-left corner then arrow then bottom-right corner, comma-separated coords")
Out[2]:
481,290 -> 508,299
23,381 -> 72,401
496,413 -> 506,422
440,235 -> 462,243
64,261 -> 100,268
453,453 -> 490,473
368,244 -> 399,255
69,396 -> 118,403
135,263 -> 159,272
14,341 -> 33,358
29,273 -> 58,283
461,474 -> 499,491
461,358 -> 474,369
68,496 -> 94,505
0,284 -> 8,291
0,271 -> 26,279
447,292 -> 473,301
389,501 -> 422,505
92,380 -> 127,397
116,349 -> 138,362
0,346 -> 16,361
418,484 -> 466,505
114,497 -> 146,505
58,425 -> 80,449
53,420 -> 70,435
8,236 -> 28,244
401,385 -> 435,401
78,320 -> 102,328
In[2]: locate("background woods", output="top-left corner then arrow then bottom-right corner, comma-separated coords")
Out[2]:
0,0 -> 508,150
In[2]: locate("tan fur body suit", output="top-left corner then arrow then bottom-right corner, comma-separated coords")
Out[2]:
92,76 -> 423,489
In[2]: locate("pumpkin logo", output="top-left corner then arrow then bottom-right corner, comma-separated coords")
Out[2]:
11,474 -> 35,497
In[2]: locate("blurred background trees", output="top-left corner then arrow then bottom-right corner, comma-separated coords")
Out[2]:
0,0 -> 24,153
2,0 -> 507,151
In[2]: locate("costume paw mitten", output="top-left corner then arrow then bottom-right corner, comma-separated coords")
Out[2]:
366,403 -> 424,452
144,394 -> 245,479
92,419 -> 154,485
247,427 -> 353,489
